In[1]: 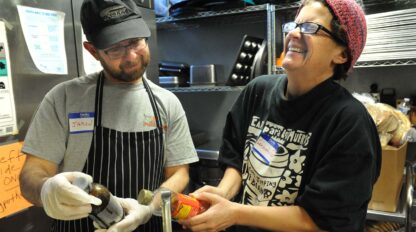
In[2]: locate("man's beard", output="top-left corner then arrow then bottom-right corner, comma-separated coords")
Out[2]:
100,53 -> 150,82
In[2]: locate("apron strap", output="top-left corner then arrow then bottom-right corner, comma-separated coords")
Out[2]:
142,77 -> 165,157
94,72 -> 105,126
142,77 -> 163,132
94,73 -> 164,140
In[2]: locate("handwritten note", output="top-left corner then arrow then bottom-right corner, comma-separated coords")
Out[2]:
0,142 -> 32,218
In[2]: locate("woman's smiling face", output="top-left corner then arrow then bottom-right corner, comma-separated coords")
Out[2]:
282,1 -> 346,79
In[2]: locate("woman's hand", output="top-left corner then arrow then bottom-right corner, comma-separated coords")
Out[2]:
179,192 -> 239,232
191,185 -> 226,198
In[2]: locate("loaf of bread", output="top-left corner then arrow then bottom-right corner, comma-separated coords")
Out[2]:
364,102 -> 411,147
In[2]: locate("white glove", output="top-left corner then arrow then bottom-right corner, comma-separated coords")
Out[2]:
94,197 -> 152,232
40,172 -> 102,220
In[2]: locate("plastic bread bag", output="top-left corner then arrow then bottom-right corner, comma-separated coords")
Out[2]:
354,92 -> 411,147
390,108 -> 412,146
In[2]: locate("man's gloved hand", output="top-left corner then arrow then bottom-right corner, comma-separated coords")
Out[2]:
40,172 -> 102,220
94,197 -> 152,232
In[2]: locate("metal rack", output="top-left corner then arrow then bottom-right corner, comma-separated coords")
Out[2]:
156,0 -> 375,24
156,4 -> 269,23
166,86 -> 244,93
355,59 -> 416,68
363,0 -> 414,6
356,8 -> 416,68
156,3 -> 301,24
156,2 -> 282,89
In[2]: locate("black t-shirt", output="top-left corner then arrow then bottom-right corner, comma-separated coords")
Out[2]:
219,75 -> 381,232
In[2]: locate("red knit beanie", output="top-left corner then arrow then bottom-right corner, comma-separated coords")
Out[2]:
324,0 -> 367,72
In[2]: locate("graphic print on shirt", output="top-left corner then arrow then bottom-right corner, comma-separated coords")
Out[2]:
143,114 -> 157,127
241,116 -> 310,206
143,114 -> 168,130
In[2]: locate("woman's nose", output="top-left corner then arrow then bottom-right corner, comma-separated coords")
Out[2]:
284,28 -> 302,44
287,27 -> 302,38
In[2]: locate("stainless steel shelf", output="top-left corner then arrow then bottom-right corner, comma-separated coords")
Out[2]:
355,59 -> 416,68
156,3 -> 303,24
166,86 -> 244,93
156,4 -> 269,23
367,208 -> 406,224
155,0 -> 374,24
357,8 -> 416,68
367,202 -> 406,224
363,0 -> 415,7
274,59 -> 416,69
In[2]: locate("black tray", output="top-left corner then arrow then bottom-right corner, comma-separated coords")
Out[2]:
226,35 -> 266,86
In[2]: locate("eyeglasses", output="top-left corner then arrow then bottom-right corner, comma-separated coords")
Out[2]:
282,21 -> 346,45
103,38 -> 148,60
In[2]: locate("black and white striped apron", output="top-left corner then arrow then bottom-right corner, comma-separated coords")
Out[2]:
52,73 -> 164,232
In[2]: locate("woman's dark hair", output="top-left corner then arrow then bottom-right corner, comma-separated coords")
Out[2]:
301,0 -> 349,80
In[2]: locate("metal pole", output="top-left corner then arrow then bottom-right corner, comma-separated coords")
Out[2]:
405,162 -> 415,231
267,4 -> 276,74
161,190 -> 173,232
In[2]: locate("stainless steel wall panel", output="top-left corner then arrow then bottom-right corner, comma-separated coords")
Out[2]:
1,0 -> 80,141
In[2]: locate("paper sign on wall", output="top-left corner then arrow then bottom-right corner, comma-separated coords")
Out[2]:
17,5 -> 67,75
0,21 -> 18,137
0,142 -> 32,218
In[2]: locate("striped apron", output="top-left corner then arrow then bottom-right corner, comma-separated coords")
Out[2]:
51,73 -> 164,232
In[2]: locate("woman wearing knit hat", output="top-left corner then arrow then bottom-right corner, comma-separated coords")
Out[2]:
179,0 -> 381,231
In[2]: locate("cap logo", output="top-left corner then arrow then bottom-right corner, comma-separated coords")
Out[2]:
100,5 -> 131,21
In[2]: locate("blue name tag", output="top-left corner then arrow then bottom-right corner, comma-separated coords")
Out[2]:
253,133 -> 279,165
68,112 -> 94,134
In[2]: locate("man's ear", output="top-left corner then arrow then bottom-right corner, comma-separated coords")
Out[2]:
83,41 -> 99,60
333,49 -> 348,64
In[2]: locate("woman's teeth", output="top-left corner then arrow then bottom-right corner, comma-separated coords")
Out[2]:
289,47 -> 304,53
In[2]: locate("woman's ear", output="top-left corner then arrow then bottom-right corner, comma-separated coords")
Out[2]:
333,49 -> 348,65
83,41 -> 99,60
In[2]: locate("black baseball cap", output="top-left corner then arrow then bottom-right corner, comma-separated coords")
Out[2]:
81,0 -> 151,49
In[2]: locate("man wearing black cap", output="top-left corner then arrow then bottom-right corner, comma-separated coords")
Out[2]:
19,0 -> 198,231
